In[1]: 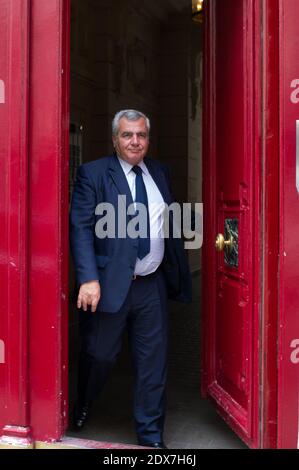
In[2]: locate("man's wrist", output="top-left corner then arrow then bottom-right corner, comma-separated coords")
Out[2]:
81,279 -> 100,286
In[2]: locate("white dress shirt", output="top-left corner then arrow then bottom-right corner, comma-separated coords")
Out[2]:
117,156 -> 166,276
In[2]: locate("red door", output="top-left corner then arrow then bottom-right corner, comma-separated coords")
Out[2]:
202,0 -> 264,448
0,0 -> 31,446
0,0 -> 70,445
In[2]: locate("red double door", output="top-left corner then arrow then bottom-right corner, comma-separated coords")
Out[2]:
1,0 -> 299,448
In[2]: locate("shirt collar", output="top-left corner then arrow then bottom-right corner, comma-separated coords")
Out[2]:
117,156 -> 149,176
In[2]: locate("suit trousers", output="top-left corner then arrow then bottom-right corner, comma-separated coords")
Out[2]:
77,267 -> 169,445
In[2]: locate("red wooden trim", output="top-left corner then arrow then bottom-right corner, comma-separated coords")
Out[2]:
277,0 -> 299,449
28,0 -> 70,441
0,0 -> 31,439
251,0 -> 263,448
201,0 -> 217,398
60,0 -> 71,436
260,0 -> 279,449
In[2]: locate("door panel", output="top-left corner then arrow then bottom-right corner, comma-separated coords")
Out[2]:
215,0 -> 254,426
0,0 -> 31,444
202,0 -> 261,447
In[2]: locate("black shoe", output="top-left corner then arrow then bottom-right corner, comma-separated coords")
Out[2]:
143,442 -> 168,449
73,402 -> 91,431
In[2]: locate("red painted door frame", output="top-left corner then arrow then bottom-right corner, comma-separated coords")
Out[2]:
28,0 -> 70,442
260,0 -> 280,450
202,0 -> 280,449
0,0 -> 31,445
0,0 -> 70,444
277,0 -> 299,449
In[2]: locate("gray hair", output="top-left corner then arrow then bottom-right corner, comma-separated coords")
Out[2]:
112,109 -> 150,136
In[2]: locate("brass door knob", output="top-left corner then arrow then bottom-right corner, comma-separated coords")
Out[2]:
215,233 -> 234,252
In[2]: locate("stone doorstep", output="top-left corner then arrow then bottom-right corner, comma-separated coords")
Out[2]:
0,435 -> 149,450
35,437 -> 149,449
0,426 -> 156,450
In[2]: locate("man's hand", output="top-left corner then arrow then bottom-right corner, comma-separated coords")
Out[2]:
77,280 -> 101,313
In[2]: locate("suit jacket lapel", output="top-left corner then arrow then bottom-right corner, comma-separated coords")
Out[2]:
108,154 -> 134,213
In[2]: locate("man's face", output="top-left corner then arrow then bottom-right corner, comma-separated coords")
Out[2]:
113,117 -> 149,165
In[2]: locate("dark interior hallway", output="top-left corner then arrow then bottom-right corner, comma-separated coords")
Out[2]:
67,0 -> 246,450
67,275 -> 246,449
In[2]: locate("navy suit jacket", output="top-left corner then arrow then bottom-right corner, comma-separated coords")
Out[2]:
70,154 -> 192,313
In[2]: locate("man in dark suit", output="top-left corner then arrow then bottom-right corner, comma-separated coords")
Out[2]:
70,109 -> 192,448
